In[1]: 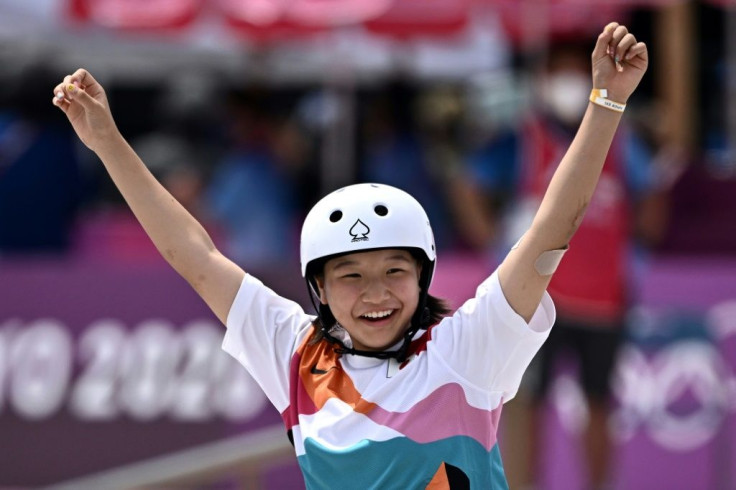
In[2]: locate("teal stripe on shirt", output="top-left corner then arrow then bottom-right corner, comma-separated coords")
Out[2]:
297,435 -> 508,489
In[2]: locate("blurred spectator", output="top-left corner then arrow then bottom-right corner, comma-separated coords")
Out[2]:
358,82 -> 453,250
413,85 -> 471,252
453,40 -> 668,490
204,89 -> 308,266
0,63 -> 88,254
133,133 -> 210,223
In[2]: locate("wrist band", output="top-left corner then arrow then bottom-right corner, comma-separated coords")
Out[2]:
589,88 -> 626,113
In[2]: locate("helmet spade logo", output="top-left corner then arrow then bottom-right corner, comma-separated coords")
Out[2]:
349,219 -> 370,242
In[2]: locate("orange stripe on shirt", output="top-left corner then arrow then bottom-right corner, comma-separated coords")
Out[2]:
296,327 -> 376,415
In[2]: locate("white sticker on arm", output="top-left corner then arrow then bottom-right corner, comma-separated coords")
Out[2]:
534,246 -> 569,276
510,233 -> 569,276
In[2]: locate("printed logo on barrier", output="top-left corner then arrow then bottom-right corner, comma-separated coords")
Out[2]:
548,304 -> 736,453
349,219 -> 370,242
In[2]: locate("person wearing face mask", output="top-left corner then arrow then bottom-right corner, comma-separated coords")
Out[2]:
454,39 -> 665,490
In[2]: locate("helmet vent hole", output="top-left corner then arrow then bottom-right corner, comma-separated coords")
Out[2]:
329,210 -> 343,223
374,205 -> 388,216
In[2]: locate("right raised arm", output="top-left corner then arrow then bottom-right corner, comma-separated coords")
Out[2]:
52,69 -> 244,325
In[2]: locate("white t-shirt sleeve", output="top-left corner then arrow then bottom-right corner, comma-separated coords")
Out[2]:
222,273 -> 314,413
432,270 -> 555,402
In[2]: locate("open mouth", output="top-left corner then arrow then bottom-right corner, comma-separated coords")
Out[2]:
360,309 -> 395,323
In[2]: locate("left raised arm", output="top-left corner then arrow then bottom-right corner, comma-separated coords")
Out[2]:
498,22 -> 649,322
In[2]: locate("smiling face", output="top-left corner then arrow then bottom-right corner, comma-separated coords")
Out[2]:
315,249 -> 422,352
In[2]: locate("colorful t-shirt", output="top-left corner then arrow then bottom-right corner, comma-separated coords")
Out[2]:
223,270 -> 554,489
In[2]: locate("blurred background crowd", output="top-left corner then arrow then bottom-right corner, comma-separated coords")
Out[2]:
1,1 -> 736,489
2,1 -> 734,264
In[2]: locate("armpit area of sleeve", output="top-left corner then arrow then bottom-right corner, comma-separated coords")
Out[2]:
487,271 -> 556,336
222,273 -> 262,356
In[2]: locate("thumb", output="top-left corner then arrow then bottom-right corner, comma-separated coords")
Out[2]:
592,22 -> 617,64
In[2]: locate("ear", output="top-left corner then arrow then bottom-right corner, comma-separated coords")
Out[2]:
314,276 -> 328,305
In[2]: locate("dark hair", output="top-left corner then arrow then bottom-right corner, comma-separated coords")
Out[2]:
306,249 -> 452,345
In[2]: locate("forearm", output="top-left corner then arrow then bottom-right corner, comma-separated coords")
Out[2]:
95,132 -> 217,279
53,69 -> 245,324
530,102 -> 623,249
496,22 -> 647,323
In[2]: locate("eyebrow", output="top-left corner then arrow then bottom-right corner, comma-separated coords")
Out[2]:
330,254 -> 413,271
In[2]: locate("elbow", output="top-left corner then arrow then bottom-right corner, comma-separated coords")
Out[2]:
535,193 -> 590,246
160,233 -> 218,282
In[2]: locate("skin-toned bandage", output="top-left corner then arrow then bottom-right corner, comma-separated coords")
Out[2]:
511,234 -> 570,276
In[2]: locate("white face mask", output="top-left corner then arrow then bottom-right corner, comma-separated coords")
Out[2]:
541,71 -> 590,125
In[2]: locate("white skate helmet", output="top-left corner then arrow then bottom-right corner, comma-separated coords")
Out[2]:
300,183 -> 439,360
300,183 -> 436,285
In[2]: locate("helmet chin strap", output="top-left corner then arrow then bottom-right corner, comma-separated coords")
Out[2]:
305,277 -> 430,363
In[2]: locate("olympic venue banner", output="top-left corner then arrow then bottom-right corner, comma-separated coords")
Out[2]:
1,253 -> 735,488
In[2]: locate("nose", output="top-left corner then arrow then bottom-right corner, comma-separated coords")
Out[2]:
361,277 -> 390,303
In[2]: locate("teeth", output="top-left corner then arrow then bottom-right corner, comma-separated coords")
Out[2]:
362,310 -> 393,319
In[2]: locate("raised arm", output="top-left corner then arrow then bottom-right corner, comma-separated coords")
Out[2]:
52,69 -> 244,324
498,22 -> 648,322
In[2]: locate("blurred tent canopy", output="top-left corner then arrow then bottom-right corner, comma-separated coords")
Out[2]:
0,0 -> 729,171
0,0 -> 719,85
64,0 -> 680,44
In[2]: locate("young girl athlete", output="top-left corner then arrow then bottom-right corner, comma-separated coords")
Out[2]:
53,22 -> 647,489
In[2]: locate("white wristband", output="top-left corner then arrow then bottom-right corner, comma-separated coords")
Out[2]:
589,88 -> 626,113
